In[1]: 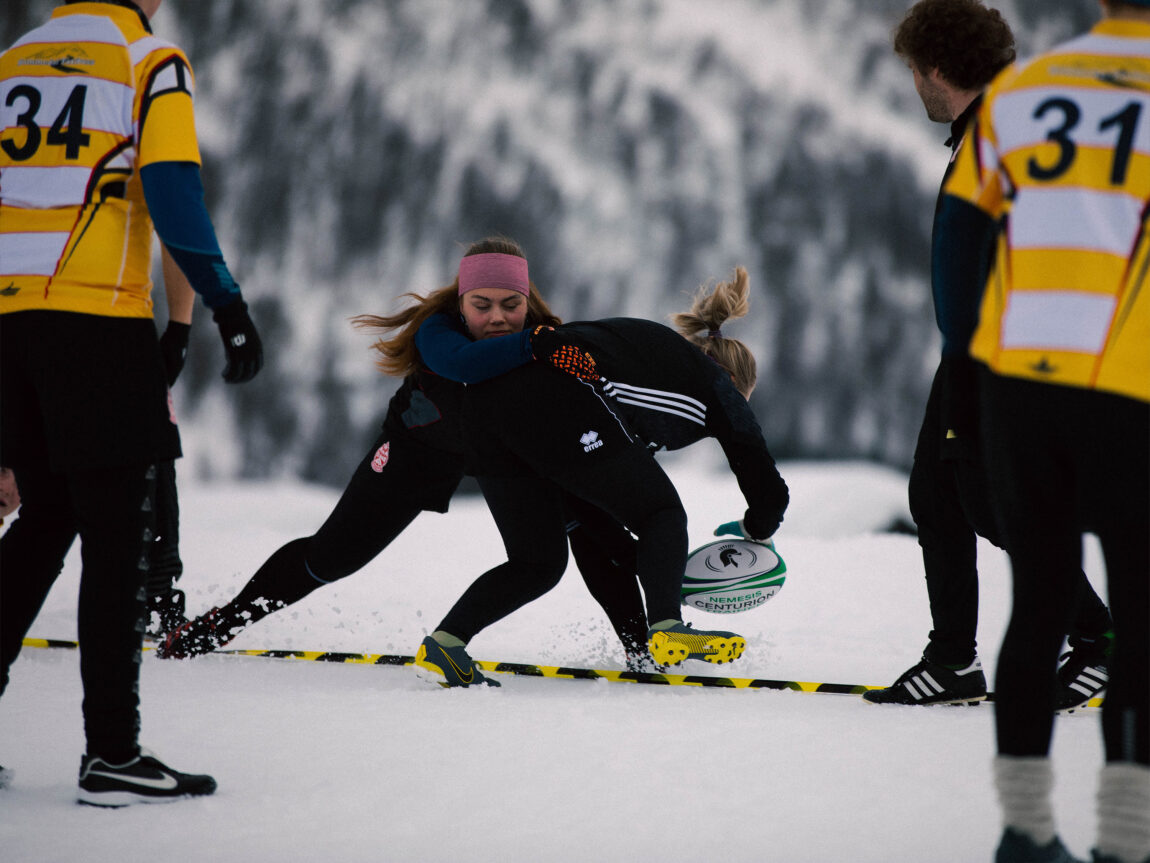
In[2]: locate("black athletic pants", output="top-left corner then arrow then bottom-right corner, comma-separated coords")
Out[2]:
1,311 -> 178,763
980,370 -> 1148,765
437,460 -> 684,645
146,458 -> 183,597
436,364 -> 688,644
217,431 -> 461,625
216,428 -> 651,653
0,463 -> 152,763
563,496 -> 647,652
910,361 -> 1111,666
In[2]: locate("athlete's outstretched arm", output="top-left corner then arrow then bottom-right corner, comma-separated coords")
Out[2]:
415,312 -> 533,383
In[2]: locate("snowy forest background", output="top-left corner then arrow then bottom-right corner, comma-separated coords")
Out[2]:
3,0 -> 1098,486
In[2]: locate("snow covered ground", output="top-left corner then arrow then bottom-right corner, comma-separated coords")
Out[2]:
0,453 -> 1110,862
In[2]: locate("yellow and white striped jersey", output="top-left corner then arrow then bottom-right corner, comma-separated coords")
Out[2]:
944,18 -> 1150,403
0,2 -> 201,318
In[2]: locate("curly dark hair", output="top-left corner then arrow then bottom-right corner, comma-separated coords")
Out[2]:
893,0 -> 1016,90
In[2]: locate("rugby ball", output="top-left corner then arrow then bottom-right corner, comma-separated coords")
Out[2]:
681,539 -> 786,614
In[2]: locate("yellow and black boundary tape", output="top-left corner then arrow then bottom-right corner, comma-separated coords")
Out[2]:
20,638 -> 1104,706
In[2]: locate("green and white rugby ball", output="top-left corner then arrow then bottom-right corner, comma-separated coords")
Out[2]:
681,539 -> 786,614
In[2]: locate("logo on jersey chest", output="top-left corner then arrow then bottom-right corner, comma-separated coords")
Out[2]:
19,46 -> 95,73
580,430 -> 603,452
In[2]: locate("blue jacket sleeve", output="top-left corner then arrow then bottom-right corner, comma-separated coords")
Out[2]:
415,312 -> 534,383
932,193 -> 998,357
140,160 -> 242,310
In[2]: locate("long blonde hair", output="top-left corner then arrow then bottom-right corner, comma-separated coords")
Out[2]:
671,266 -> 757,398
351,237 -> 562,378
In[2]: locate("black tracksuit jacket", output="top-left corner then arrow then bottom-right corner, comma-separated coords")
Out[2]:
537,318 -> 789,539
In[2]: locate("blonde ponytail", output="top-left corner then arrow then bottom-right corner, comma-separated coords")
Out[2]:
671,266 -> 757,398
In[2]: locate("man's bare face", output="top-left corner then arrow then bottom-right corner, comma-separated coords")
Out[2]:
912,65 -> 955,124
0,467 -> 20,519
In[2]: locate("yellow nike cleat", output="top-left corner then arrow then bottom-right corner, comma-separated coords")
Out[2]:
647,622 -> 746,666
414,637 -> 501,688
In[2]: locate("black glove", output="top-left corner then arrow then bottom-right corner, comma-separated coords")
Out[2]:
530,325 -> 558,360
212,298 -> 263,384
731,507 -> 783,544
158,321 -> 191,386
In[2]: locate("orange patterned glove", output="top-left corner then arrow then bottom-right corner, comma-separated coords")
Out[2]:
531,326 -> 600,382
548,344 -> 600,381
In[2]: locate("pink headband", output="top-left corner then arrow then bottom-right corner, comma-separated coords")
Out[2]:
458,253 -> 529,297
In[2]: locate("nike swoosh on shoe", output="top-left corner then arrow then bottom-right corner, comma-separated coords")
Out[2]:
442,652 -> 475,684
88,769 -> 180,791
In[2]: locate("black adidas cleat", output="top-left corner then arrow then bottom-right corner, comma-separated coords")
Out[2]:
78,751 -> 216,807
1055,649 -> 1108,713
863,655 -> 987,705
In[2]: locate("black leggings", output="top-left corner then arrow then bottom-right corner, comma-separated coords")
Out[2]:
437,455 -> 686,644
214,431 -> 653,654
435,364 -> 689,644
218,432 -> 455,626
564,496 -> 647,652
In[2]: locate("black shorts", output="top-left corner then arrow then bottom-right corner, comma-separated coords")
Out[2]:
460,363 -> 644,478
1,310 -> 180,472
